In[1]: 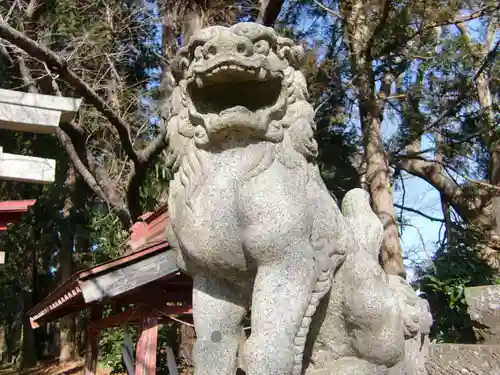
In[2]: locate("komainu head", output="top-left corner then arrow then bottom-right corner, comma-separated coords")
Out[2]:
168,22 -> 310,153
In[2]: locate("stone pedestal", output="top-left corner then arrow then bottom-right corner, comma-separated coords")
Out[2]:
427,344 -> 500,375
465,285 -> 500,344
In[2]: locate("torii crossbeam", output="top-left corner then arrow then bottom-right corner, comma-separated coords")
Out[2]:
0,88 -> 82,184
0,88 -> 82,263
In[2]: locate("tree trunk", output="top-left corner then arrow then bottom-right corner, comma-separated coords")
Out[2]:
20,290 -> 37,369
340,0 -> 406,276
256,0 -> 284,26
20,225 -> 39,369
59,164 -> 77,363
5,297 -> 24,365
0,325 -> 4,362
362,96 -> 405,277
472,16 -> 500,261
435,130 -> 453,246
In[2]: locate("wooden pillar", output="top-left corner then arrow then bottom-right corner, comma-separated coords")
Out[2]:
84,305 -> 103,375
135,315 -> 158,375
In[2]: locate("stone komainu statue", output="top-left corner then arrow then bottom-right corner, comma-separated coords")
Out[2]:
164,22 -> 432,375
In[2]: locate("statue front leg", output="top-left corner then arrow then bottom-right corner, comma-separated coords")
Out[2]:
244,245 -> 316,375
192,274 -> 249,375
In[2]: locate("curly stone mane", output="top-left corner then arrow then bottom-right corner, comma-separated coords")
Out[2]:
164,22 -> 348,375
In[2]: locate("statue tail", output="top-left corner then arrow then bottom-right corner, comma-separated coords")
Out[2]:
292,260 -> 334,375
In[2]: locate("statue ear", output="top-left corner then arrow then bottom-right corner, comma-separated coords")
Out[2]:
277,38 -> 304,69
341,188 -> 384,258
290,45 -> 305,67
171,47 -> 189,83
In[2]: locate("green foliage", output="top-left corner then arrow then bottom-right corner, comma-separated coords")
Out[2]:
139,159 -> 172,213
156,323 -> 182,374
99,326 -> 138,373
416,227 -> 499,343
98,321 -> 180,374
89,207 -> 129,262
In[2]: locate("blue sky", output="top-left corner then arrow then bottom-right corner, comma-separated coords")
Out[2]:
290,10 -> 444,275
289,4 -> 496,279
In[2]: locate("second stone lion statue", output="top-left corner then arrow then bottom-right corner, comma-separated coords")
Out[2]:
164,22 -> 432,375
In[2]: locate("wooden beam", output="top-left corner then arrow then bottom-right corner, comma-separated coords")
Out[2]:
0,88 -> 82,124
89,305 -> 150,330
0,211 -> 32,231
0,147 -> 56,184
135,315 -> 158,375
150,304 -> 193,317
88,304 -> 192,330
28,286 -> 82,323
84,305 -> 103,375
78,250 -> 179,304
115,285 -> 192,306
29,302 -> 85,329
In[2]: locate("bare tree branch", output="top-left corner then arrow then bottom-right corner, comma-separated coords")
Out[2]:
399,222 -> 431,261
256,0 -> 284,26
127,123 -> 168,221
38,63 -> 133,226
411,6 -> 498,44
57,124 -> 132,226
0,19 -> 141,166
394,203 -> 445,223
365,0 -> 390,61
393,154 -> 491,226
140,126 -> 168,162
0,43 -> 14,65
0,17 -> 173,224
313,0 -> 342,19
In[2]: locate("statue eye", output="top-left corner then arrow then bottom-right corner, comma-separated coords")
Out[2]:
254,40 -> 270,55
189,40 -> 206,58
194,46 -> 204,59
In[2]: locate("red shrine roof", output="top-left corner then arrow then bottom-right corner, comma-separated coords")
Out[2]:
128,204 -> 169,252
0,199 -> 36,212
27,204 -> 192,328
0,199 -> 36,231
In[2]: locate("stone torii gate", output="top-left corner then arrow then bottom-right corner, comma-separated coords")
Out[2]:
0,88 -> 82,263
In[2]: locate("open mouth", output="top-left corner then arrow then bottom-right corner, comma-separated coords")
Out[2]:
187,64 -> 283,115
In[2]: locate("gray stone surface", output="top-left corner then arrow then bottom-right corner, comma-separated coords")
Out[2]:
427,344 -> 500,375
387,275 -> 432,375
304,190 -> 432,375
164,21 -> 432,375
465,285 -> 500,344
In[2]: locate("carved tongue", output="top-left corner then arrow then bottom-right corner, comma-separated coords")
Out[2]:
258,68 -> 268,81
220,105 -> 252,116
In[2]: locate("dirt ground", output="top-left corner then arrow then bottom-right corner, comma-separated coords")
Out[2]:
0,360 -> 124,375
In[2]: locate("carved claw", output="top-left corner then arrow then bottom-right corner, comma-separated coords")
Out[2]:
312,238 -> 346,276
329,248 -> 346,275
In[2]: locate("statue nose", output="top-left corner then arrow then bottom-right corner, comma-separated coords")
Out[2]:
203,35 -> 253,58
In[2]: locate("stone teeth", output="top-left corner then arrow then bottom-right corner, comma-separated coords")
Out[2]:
213,67 -> 220,73
196,76 -> 204,88
258,68 -> 268,81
